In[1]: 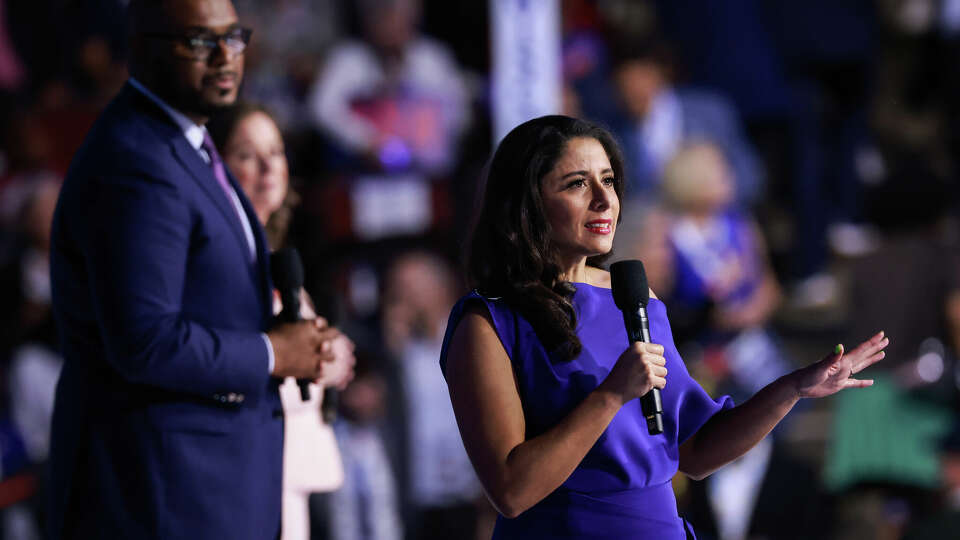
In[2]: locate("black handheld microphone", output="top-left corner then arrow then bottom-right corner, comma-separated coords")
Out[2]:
610,260 -> 664,435
270,248 -> 311,402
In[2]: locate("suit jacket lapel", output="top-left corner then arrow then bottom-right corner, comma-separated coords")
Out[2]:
121,82 -> 247,253
169,138 -> 254,263
124,83 -> 273,319
173,143 -> 275,321
225,167 -> 275,321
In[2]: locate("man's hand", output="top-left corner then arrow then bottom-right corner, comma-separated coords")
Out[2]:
268,319 -> 335,379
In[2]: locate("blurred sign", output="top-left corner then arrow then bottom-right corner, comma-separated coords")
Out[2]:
490,0 -> 562,143
351,175 -> 432,241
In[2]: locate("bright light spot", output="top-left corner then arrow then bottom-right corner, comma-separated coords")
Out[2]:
916,352 -> 944,383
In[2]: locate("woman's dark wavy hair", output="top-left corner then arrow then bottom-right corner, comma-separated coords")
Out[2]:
466,115 -> 625,361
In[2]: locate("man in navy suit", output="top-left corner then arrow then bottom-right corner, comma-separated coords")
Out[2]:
47,1 -> 334,538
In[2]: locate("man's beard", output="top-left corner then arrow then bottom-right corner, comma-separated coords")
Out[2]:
193,96 -> 237,118
156,72 -> 240,120
172,88 -> 238,120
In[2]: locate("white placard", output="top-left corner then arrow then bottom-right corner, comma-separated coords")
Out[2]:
350,175 -> 432,241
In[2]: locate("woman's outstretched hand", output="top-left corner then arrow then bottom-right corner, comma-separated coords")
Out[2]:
794,331 -> 889,399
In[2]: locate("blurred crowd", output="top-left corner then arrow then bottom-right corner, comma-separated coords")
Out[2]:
2,0 -> 960,539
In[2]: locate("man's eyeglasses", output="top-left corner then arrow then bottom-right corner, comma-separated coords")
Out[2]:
145,27 -> 252,61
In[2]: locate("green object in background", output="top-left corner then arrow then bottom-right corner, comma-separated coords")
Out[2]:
824,376 -> 954,492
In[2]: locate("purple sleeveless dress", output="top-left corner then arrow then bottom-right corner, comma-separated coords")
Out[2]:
439,283 -> 734,539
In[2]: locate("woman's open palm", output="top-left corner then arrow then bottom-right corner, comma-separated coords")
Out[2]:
796,331 -> 889,399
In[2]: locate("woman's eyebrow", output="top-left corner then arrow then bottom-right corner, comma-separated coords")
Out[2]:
559,168 -> 613,180
560,170 -> 588,180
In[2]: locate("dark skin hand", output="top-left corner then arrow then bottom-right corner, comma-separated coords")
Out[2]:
267,318 -> 341,380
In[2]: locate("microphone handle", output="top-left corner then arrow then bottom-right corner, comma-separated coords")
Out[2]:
297,378 -> 311,402
322,388 -> 339,423
623,307 -> 665,435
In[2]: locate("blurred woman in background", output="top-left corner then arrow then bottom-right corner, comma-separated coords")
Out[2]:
658,142 -> 788,400
210,103 -> 298,248
209,103 -> 354,540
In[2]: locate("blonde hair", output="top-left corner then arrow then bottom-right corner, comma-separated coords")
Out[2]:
660,142 -> 728,211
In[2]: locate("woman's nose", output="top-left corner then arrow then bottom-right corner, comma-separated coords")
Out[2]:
259,156 -> 273,174
591,181 -> 611,210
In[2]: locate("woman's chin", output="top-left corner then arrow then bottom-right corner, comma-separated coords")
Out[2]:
253,203 -> 276,223
588,242 -> 614,257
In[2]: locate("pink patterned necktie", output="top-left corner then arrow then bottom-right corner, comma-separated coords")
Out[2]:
201,130 -> 255,259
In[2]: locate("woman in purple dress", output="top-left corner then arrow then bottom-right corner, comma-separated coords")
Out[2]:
439,115 -> 887,539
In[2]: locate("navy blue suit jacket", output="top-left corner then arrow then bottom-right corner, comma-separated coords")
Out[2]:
48,82 -> 282,539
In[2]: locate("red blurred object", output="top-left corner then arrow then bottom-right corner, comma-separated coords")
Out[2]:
0,473 -> 38,509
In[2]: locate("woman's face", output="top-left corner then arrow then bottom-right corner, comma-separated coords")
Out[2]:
615,60 -> 665,119
696,146 -> 735,211
222,111 -> 288,222
540,137 -> 620,263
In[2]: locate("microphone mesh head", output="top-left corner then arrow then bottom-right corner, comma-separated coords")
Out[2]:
270,247 -> 304,290
610,260 -> 650,310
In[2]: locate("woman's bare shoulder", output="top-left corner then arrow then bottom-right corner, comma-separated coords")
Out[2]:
449,300 -> 502,355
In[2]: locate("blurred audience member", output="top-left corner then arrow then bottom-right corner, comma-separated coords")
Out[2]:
235,0 -> 341,131
381,251 -> 488,540
307,0 -> 469,176
610,40 -> 762,208
559,0 -> 629,125
683,437 -> 830,540
209,103 -> 301,248
0,175 -> 60,353
650,0 -> 793,124
0,0 -> 25,93
846,151 -> 959,380
0,177 -> 62,540
10,179 -> 57,330
800,147 -> 960,540
328,353 -> 403,540
616,142 -> 811,540
0,420 -> 35,540
12,4 -> 127,175
620,143 -> 787,402
901,420 -> 960,539
209,103 -> 355,540
0,112 -> 58,224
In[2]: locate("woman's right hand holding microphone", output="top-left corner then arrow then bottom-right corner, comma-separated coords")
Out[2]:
600,342 -> 668,407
